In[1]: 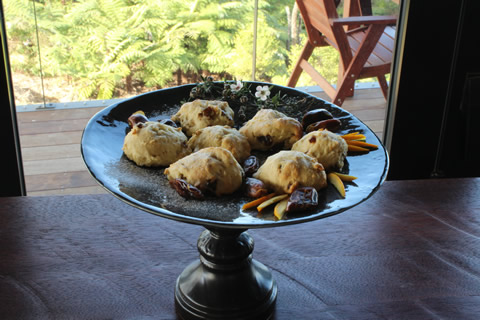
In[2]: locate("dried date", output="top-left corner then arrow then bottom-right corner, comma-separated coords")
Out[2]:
302,109 -> 333,129
128,113 -> 149,128
244,177 -> 269,198
286,187 -> 318,212
305,118 -> 341,133
169,179 -> 204,200
243,155 -> 260,176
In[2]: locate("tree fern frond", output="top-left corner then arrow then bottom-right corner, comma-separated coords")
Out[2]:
101,62 -> 130,77
97,0 -> 128,25
87,35 -> 105,53
4,0 -> 34,19
97,76 -> 117,100
77,80 -> 98,100
220,1 -> 246,10
124,4 -> 149,29
118,49 -> 148,64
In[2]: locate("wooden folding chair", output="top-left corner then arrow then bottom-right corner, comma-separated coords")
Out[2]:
287,0 -> 397,106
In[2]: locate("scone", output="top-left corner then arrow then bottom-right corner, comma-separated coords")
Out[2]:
253,150 -> 327,194
171,99 -> 234,136
123,121 -> 190,167
187,125 -> 251,163
239,109 -> 303,151
164,147 -> 244,196
292,130 -> 347,171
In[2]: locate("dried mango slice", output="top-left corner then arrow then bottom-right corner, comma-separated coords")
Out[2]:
257,194 -> 289,212
242,193 -> 276,210
328,173 -> 346,198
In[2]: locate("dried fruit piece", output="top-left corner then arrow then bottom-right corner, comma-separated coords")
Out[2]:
346,140 -> 378,150
347,144 -> 370,153
341,133 -> 366,141
169,179 -> 204,200
286,187 -> 319,212
244,177 -> 269,198
257,194 -> 289,212
243,155 -> 260,176
305,118 -> 342,133
327,173 -> 345,198
302,109 -> 334,129
128,112 -> 149,128
242,193 -> 276,210
274,198 -> 289,220
332,172 -> 357,182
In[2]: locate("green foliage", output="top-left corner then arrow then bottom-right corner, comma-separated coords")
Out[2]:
51,0 -> 179,99
371,0 -> 399,15
4,0 -> 64,75
226,10 -> 289,82
4,0 -> 399,101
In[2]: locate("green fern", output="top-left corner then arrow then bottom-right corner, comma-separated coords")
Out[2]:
6,0 -> 338,100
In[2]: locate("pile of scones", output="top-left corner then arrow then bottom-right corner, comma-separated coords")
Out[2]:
122,99 -> 347,198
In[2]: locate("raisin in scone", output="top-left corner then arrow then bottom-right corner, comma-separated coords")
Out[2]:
122,121 -> 190,167
291,130 -> 347,171
239,109 -> 303,151
187,125 -> 251,163
171,99 -> 234,136
253,150 -> 327,194
164,147 -> 244,196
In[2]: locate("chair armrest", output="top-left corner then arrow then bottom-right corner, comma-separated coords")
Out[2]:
331,15 -> 397,27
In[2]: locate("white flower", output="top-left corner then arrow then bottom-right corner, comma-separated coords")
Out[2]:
255,85 -> 270,101
230,80 -> 243,92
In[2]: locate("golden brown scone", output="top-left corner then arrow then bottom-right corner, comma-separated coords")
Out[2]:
187,125 -> 251,163
239,109 -> 303,151
291,130 -> 348,171
164,147 -> 244,196
253,150 -> 327,194
123,121 -> 190,167
171,99 -> 234,136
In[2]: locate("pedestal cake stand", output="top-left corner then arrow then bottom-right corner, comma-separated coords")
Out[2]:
81,82 -> 389,319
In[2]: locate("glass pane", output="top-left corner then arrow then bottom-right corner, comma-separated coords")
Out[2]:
3,0 -> 400,196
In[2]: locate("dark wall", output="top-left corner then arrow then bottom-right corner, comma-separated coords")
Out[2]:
387,0 -> 480,180
439,0 -> 480,178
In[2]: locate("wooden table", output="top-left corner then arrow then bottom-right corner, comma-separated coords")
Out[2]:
1,178 -> 480,319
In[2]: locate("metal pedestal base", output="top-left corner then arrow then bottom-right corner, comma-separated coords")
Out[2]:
175,228 -> 277,319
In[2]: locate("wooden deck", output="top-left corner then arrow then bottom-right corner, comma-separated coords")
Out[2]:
17,87 -> 387,196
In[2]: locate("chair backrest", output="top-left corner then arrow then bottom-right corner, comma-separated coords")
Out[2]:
296,0 -> 353,63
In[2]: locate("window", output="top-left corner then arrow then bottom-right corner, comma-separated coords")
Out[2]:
9,0 -> 475,198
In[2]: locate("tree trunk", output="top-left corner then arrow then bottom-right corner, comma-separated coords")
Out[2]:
176,70 -> 182,86
126,75 -> 133,93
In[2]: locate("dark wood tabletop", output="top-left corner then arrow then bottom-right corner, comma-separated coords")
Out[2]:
1,178 -> 480,319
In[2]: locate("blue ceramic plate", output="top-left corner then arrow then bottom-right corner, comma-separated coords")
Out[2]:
81,82 -> 388,229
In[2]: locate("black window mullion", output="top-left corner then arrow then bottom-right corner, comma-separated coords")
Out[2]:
1,1 -> 26,197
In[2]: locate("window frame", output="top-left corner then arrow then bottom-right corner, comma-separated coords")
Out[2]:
1,0 -> 25,196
